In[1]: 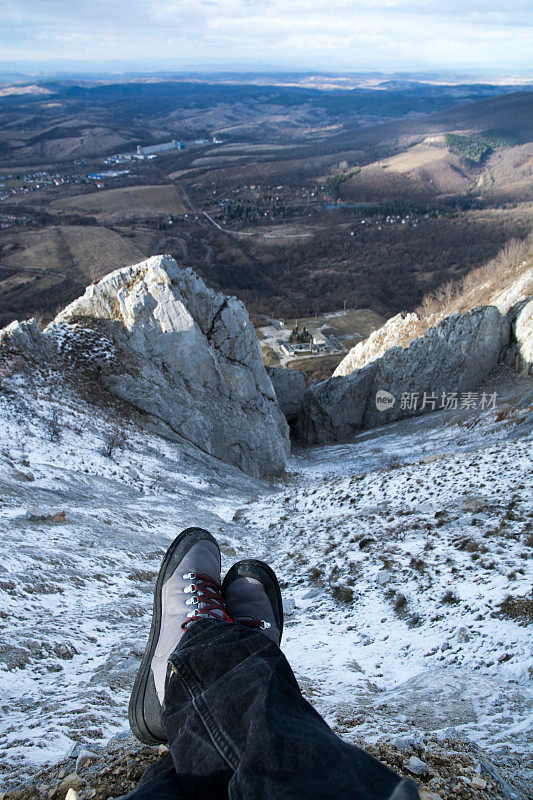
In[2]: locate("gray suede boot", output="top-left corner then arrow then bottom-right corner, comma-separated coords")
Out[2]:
222,559 -> 283,645
128,527 -> 231,745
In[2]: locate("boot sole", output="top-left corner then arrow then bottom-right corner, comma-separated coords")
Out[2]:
128,527 -> 219,745
222,558 -> 284,643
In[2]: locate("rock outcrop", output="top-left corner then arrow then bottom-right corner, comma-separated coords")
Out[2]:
335,267 -> 533,379
297,306 -> 510,444
334,312 -> 420,377
1,256 -> 290,477
514,298 -> 533,374
267,366 -> 306,422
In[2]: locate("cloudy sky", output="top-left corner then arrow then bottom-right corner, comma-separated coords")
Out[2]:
1,0 -> 532,72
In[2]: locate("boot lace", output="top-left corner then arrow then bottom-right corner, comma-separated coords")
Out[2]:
181,573 -> 233,630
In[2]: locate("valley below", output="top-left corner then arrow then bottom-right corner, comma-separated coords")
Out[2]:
1,76 -> 532,338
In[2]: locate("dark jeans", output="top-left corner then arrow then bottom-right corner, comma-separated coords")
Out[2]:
125,620 -> 420,800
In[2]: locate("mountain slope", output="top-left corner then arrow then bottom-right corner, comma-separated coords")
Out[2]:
0,355 -> 531,798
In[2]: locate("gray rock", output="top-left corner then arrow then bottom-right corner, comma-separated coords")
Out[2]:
334,312 -> 420,376
0,318 -> 51,357
67,742 -> 85,760
392,737 -> 412,752
266,367 -> 306,422
283,597 -> 296,616
1,256 -> 290,477
377,569 -> 392,587
406,755 -> 429,776
436,726 -> 469,742
296,363 -> 376,444
75,749 -> 99,772
26,508 -> 66,522
54,772 -> 83,798
297,306 -> 510,444
12,469 -> 35,482
476,760 -> 521,799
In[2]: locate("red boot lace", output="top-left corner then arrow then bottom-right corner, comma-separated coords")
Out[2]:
181,573 -> 233,630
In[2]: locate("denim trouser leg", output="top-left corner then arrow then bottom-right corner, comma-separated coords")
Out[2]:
126,619 -> 419,800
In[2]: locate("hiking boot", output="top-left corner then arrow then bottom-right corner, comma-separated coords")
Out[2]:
222,559 -> 283,645
128,527 -> 231,745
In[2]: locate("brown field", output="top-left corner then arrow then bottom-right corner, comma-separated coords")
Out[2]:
287,354 -> 345,384
0,225 -> 146,326
379,142 -> 448,173
50,185 -> 189,221
341,148 -> 472,202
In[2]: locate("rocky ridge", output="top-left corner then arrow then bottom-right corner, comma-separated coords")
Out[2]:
334,312 -> 421,378
334,265 -> 533,379
297,305 -> 512,444
0,255 -> 289,478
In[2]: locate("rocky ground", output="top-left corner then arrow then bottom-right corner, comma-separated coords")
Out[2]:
0,361 -> 531,799
2,729 -> 528,800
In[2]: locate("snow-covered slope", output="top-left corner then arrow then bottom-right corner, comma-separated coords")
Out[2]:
0,358 -> 531,795
242,401 -> 532,755
0,365 -> 261,782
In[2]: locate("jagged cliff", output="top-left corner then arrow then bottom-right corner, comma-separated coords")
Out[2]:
296,269 -> 533,445
0,256 -> 289,478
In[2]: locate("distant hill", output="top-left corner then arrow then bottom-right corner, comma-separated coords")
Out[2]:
427,91 -> 533,140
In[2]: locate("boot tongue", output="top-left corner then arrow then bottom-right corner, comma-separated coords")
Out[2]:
188,540 -> 225,619
192,540 -> 221,585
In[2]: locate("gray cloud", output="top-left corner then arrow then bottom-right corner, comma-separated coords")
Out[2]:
0,0 -> 531,70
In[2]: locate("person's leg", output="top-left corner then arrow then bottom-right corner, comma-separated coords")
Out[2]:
126,532 -> 419,800
164,617 -> 419,800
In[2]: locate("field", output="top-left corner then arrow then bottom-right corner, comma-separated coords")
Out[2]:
50,185 -> 189,222
287,353 -> 345,383
0,226 -> 146,326
379,141 -> 448,172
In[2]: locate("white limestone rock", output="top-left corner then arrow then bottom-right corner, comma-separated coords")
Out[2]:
336,267 -> 533,379
1,256 -> 289,477
0,318 -> 52,358
490,266 -> 533,314
54,256 -> 290,476
513,298 -> 533,374
296,364 -> 377,445
334,312 -> 420,377
297,305 -> 510,444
